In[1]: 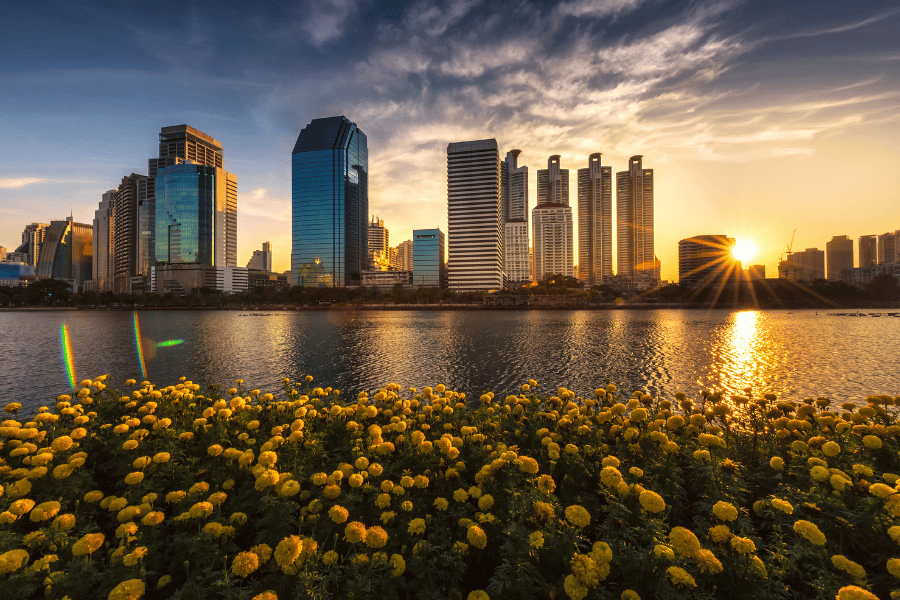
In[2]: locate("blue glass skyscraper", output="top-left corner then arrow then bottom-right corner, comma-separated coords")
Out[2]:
413,229 -> 446,288
292,116 -> 368,287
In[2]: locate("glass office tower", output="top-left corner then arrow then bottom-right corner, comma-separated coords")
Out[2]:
291,116 -> 368,287
155,164 -> 237,266
413,228 -> 446,288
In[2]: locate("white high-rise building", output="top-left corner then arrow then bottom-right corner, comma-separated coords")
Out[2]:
617,155 -> 656,287
395,240 -> 414,272
578,153 -> 613,286
247,242 -> 273,271
501,149 -> 530,285
447,139 -> 502,291
368,216 -> 389,269
533,155 -> 573,282
92,190 -> 116,292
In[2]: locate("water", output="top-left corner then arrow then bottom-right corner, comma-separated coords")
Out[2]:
1,309 -> 898,410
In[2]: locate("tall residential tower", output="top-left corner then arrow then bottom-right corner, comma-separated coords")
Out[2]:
291,116 -> 368,287
447,139 -> 502,291
617,156 -> 656,288
577,153 -> 613,286
533,155 -> 573,282
501,150 -> 530,285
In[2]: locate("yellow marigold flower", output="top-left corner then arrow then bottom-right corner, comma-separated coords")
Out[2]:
30,501 -> 61,522
666,565 -> 696,589
793,519 -> 826,546
124,472 -> 144,485
366,526 -> 388,548
255,469 -> 279,490
600,466 -> 622,488
329,505 -> 349,524
696,548 -> 723,574
565,505 -> 591,528
348,473 -> 364,488
571,553 -> 601,587
831,555 -> 866,580
280,480 -> 301,497
467,591 -> 489,600
188,501 -> 214,519
769,456 -> 785,471
141,511 -> 165,526
478,494 -> 495,511
50,436 -> 73,452
122,546 -> 148,567
621,591 -> 640,600
132,456 -> 150,469
152,452 -> 170,463
275,536 -> 303,568
323,484 -> 341,499
207,444 -> 223,457
863,435 -> 882,450
434,497 -> 449,511
253,592 -> 278,600
107,578 -> 145,600
29,553 -> 58,573
771,498 -> 794,514
467,525 -> 487,549
712,501 -> 738,522
380,511 -> 396,523
84,490 -> 104,503
10,498 -> 36,516
708,524 -> 732,543
537,474 -> 556,494
189,481 -> 210,494
390,553 -> 405,576
811,465 -> 830,482
564,574 -> 588,600
886,557 -> 900,579
232,551 -> 259,577
344,521 -> 367,544
518,456 -> 539,474
251,543 -> 272,564
638,490 -> 665,513
534,501 -> 554,523
730,536 -> 756,554
694,449 -> 711,461
52,464 -> 73,479
258,451 -> 277,467
367,463 -> 383,477
408,518 -> 426,535
156,575 -> 171,589
669,527 -> 701,558
529,531 -> 544,549
122,440 -> 139,451
835,586 -> 879,600
166,491 -> 186,503
453,488 -> 469,502
822,441 -> 841,457
72,532 -> 105,556
51,513 -> 76,531
230,512 -> 248,525
116,522 -> 138,539
7,478 -> 31,498
870,482 -> 894,498
653,544 -> 675,560
0,549 -> 29,575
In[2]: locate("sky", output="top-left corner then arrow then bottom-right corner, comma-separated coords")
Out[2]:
0,0 -> 898,282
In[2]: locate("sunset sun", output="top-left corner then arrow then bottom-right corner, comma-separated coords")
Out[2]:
732,239 -> 757,263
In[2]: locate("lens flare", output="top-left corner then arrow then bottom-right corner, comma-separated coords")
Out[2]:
732,240 -> 757,263
60,324 -> 76,389
133,312 -> 147,380
157,340 -> 184,348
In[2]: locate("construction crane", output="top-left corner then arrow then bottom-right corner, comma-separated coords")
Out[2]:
780,229 -> 796,262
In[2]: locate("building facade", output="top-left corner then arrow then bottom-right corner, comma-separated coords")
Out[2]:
413,228 -> 446,288
778,248 -> 825,282
859,235 -> 877,268
501,149 -> 530,285
291,116 -> 368,287
878,231 -> 900,265
825,235 -> 853,281
368,216 -> 390,269
92,190 -> 116,292
533,156 -> 573,282
616,156 -> 656,287
146,125 -> 225,272
577,153 -> 613,286
15,223 -> 49,267
151,264 -> 248,295
154,164 -> 237,268
447,139 -> 502,291
678,235 -> 737,288
113,174 -> 149,294
395,240 -> 414,272
247,242 -> 273,271
36,218 -> 93,289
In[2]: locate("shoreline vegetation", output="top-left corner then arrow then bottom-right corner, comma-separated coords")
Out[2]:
2,274 -> 900,311
2,378 -> 900,599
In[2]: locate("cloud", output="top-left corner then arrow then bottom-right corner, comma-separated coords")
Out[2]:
557,0 -> 646,19
300,0 -> 363,47
240,188 -> 290,222
0,178 -> 44,189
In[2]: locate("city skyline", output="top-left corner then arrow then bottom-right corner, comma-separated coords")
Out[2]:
0,1 -> 898,282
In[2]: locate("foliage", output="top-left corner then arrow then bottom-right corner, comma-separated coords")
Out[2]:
1,378 -> 900,600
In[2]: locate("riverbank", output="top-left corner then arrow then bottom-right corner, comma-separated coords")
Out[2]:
0,376 -> 896,599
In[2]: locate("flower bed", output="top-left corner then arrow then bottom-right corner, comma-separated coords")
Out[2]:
1,376 -> 899,600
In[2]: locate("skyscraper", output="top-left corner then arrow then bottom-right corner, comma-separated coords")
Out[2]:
578,153 -> 613,286
878,231 -> 900,265
501,150 -> 529,285
292,116 -> 368,287
247,242 -> 273,271
413,229 -> 446,288
617,156 -> 656,287
779,248 -> 825,281
114,174 -> 149,293
396,240 -> 414,272
155,164 -> 236,267
447,139 -> 502,291
678,235 -> 737,288
36,218 -> 93,288
859,235 -> 877,268
368,216 -> 389,269
92,190 -> 115,292
145,125 -> 225,271
825,235 -> 853,281
15,223 -> 49,267
533,156 -> 573,282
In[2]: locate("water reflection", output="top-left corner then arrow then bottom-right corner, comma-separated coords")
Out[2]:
1,309 -> 898,411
